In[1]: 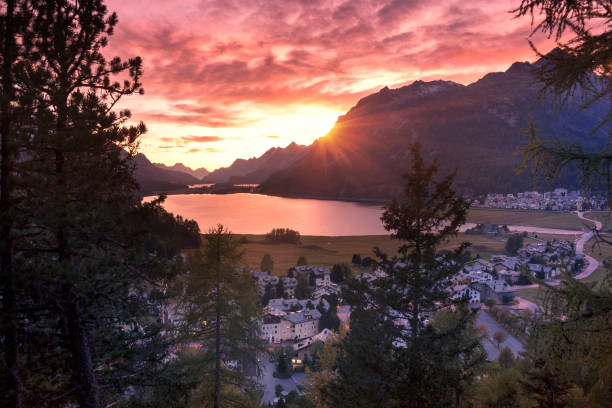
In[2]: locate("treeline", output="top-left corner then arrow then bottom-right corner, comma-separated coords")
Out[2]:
265,228 -> 302,244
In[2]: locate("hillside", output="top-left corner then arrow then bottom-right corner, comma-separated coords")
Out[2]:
132,153 -> 200,195
258,56 -> 610,199
203,141 -> 308,184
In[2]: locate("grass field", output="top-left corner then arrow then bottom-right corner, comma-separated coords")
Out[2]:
236,232 -> 579,275
467,208 -> 586,230
514,287 -> 543,305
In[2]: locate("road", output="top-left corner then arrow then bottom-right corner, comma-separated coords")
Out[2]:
574,211 -> 602,279
476,310 -> 525,359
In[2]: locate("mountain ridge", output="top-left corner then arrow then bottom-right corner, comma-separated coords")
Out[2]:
152,162 -> 210,179
257,54 -> 610,199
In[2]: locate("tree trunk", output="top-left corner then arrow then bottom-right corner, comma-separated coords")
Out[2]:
55,111 -> 99,407
214,243 -> 221,408
0,0 -> 21,405
64,289 -> 98,408
215,292 -> 221,408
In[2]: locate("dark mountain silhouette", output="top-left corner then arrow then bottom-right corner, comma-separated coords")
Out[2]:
203,142 -> 308,184
152,162 -> 209,179
258,55 -> 610,199
131,153 -> 200,195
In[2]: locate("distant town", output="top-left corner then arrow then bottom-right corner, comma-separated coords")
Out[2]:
473,188 -> 608,211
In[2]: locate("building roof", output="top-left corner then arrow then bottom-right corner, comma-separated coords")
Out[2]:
283,309 -> 322,324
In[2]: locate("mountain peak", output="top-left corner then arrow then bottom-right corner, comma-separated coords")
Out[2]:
152,161 -> 209,179
506,61 -> 533,74
345,79 -> 463,120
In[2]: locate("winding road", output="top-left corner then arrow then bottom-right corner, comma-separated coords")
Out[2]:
512,211 -> 602,311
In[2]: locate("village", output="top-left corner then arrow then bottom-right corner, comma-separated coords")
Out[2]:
474,188 -> 607,211
251,233 -> 588,402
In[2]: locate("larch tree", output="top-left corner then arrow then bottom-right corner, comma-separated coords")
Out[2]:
176,225 -> 265,408
511,1 -> 612,406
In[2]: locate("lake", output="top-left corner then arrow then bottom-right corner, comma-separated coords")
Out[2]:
147,193 -> 584,236
148,193 -> 387,235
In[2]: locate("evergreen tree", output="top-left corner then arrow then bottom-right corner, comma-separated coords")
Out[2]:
297,255 -> 308,266
1,1 -> 200,406
330,263 -> 351,283
261,253 -> 274,273
317,142 -> 485,407
0,2 -> 35,406
295,273 -> 312,299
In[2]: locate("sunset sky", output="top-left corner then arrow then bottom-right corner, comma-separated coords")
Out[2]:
106,0 -> 554,171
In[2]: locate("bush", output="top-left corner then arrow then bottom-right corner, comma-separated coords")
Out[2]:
297,255 -> 308,266
505,233 -> 524,255
265,228 -> 301,244
361,256 -> 374,267
351,254 -> 362,265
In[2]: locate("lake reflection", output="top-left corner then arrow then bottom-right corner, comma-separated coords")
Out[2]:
146,193 -> 583,236
147,193 -> 387,236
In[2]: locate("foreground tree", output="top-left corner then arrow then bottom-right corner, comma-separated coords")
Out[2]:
1,1 -> 202,406
316,143 -> 485,407
515,0 -> 612,198
0,2 -> 35,406
512,2 -> 612,406
176,225 -> 265,408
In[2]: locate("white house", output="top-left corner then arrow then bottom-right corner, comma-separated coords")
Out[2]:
452,284 -> 481,304
261,309 -> 322,343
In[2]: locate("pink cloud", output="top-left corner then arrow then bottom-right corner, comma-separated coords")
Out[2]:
103,0 -> 556,167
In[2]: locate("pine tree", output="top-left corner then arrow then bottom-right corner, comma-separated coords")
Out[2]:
261,253 -> 274,273
0,2 -> 35,406
0,1 -> 201,406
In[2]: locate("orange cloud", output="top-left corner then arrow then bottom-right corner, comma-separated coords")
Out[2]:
105,0 -> 555,169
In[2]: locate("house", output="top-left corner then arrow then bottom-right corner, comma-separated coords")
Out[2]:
498,269 -> 521,285
281,276 -> 298,297
313,268 -> 331,287
289,265 -> 331,286
293,328 -> 335,351
472,280 -> 515,304
312,281 -> 340,299
466,270 -> 494,284
261,309 -> 322,343
284,310 -> 322,340
267,297 -> 328,313
452,284 -> 481,304
251,271 -> 280,296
